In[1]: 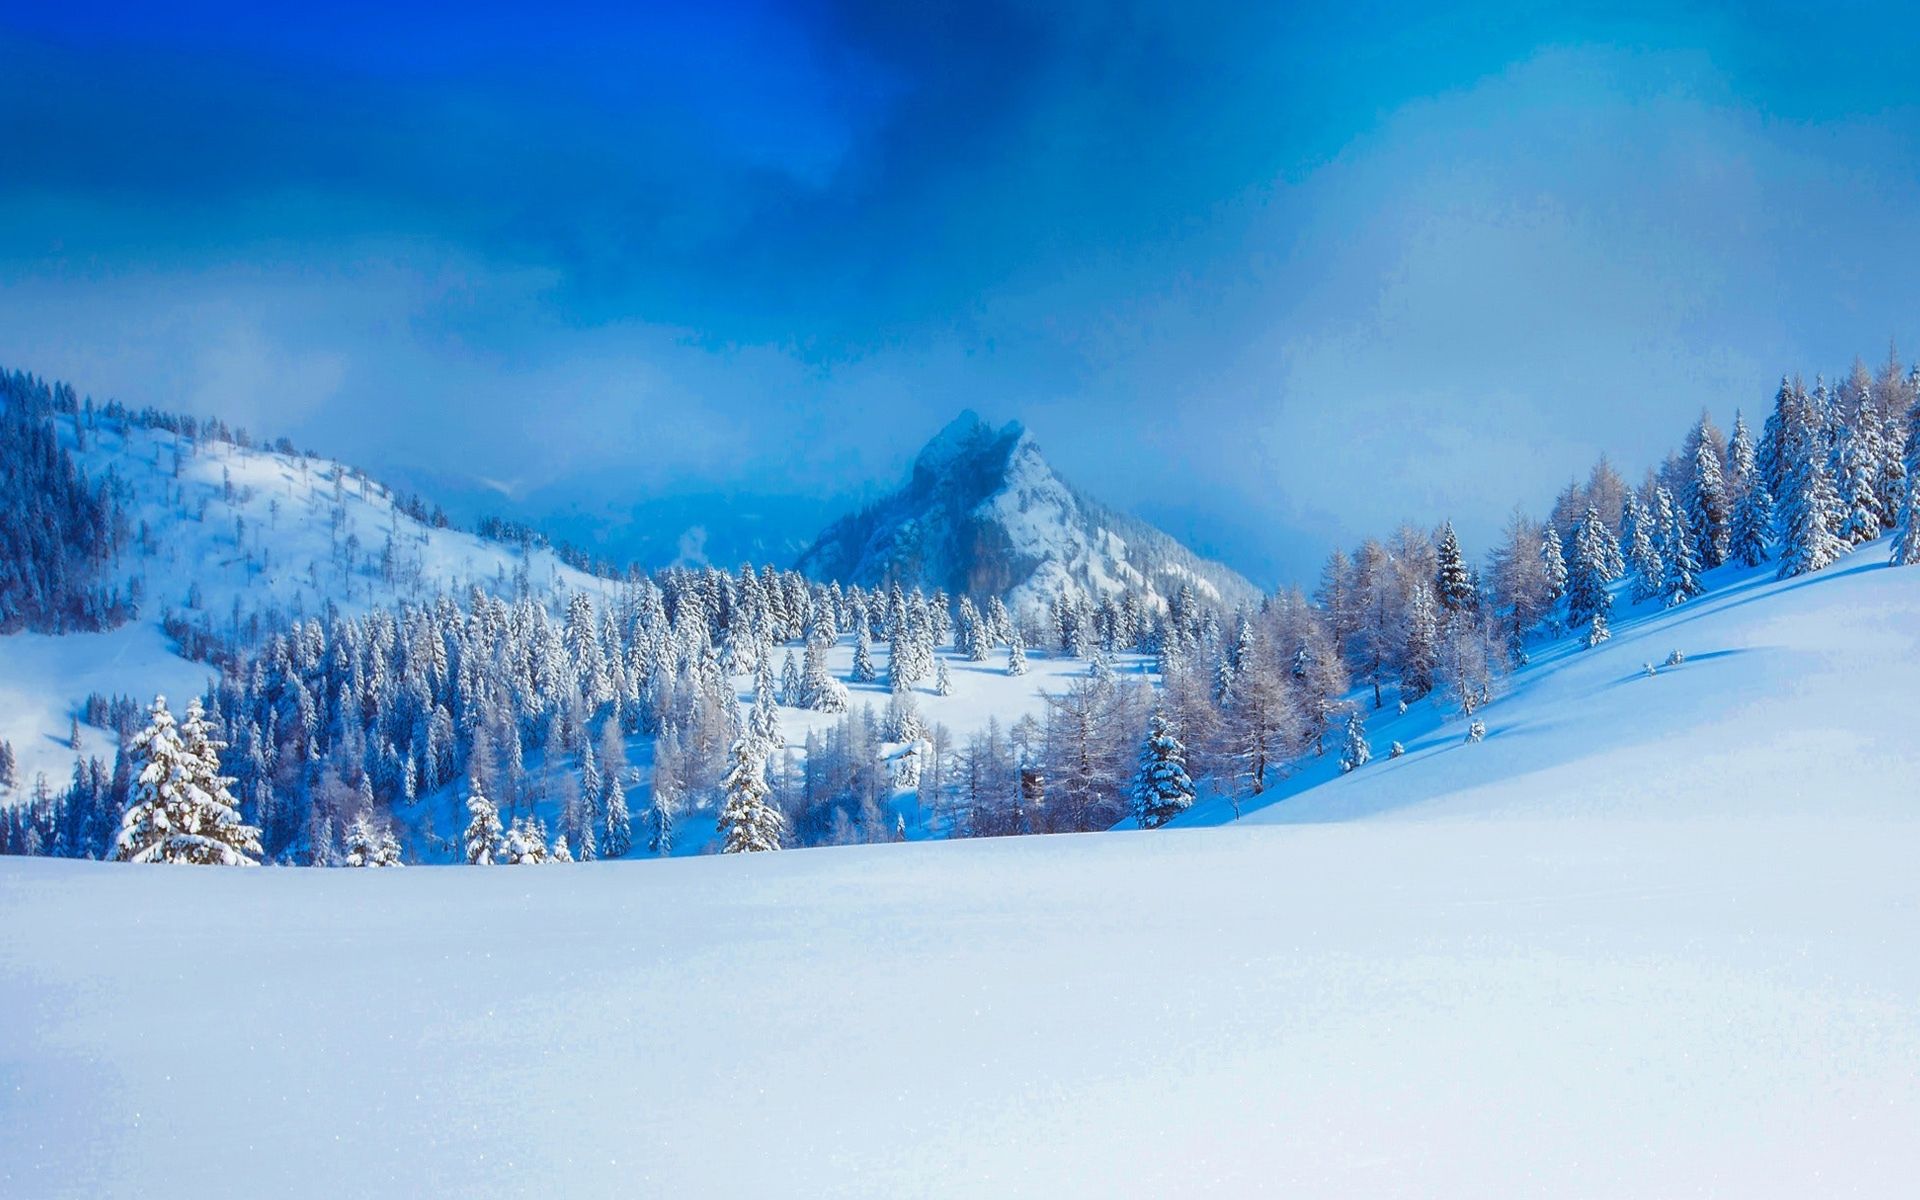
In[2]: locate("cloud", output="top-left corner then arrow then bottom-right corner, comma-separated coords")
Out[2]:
8,12 -> 1920,585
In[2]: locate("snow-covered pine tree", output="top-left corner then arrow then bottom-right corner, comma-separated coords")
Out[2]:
1729,476 -> 1774,567
343,811 -> 403,866
1564,507 -> 1615,628
1725,409 -> 1773,568
1688,439 -> 1730,567
113,696 -> 262,866
649,725 -> 682,856
1539,522 -> 1567,605
1434,521 -> 1476,612
883,688 -> 923,743
1131,707 -> 1194,829
750,661 -> 783,750
984,596 -> 1014,648
778,651 -> 801,706
1891,406 -> 1920,566
1586,612 -> 1610,648
499,817 -> 549,864
1338,709 -> 1370,773
717,735 -> 784,853
802,633 -> 849,712
1727,409 -> 1759,483
933,656 -> 953,696
602,771 -> 631,858
1007,632 -> 1028,677
1626,494 -> 1664,604
1775,387 -> 1849,579
596,719 -> 631,858
1834,419 -> 1884,545
851,623 -> 877,683
463,781 -> 503,865
1662,502 -> 1704,606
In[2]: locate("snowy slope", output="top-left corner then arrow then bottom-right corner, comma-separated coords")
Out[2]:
1174,535 -> 1920,830
0,416 -> 610,793
798,411 -> 1260,615
3,545 -> 1918,1197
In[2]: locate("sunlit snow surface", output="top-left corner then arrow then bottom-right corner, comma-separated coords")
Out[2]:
4,544 -> 1919,1196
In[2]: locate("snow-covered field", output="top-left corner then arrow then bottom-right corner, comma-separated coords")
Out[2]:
4,544 -> 1917,1197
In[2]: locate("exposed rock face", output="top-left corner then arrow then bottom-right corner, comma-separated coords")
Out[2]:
797,411 -> 1258,613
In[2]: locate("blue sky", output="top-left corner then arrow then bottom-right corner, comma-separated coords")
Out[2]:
7,1 -> 1920,583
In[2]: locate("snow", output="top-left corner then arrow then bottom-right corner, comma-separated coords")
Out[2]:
4,542 -> 1919,1196
0,417 -> 609,791
389,638 -> 1149,862
799,412 -> 1259,617
1177,536 -> 1920,829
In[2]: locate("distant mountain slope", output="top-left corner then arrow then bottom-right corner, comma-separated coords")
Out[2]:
0,400 -> 611,792
797,411 -> 1260,613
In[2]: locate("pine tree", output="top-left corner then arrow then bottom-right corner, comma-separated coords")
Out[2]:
1775,390 -> 1848,579
1891,407 -> 1920,566
1834,420 -> 1884,545
1131,708 -> 1194,829
1565,508 -> 1615,628
1539,523 -> 1567,605
802,633 -> 849,712
718,735 -> 784,853
1729,478 -> 1774,567
1007,632 -> 1028,677
1722,409 -> 1770,569
1661,501 -> 1704,606
749,661 -> 784,750
778,651 -> 801,706
113,696 -> 262,866
499,817 -> 550,864
1434,521 -> 1476,612
463,781 -> 503,865
934,656 -> 953,696
1688,439 -> 1730,567
851,623 -> 877,683
343,811 -> 403,866
1338,709 -> 1371,773
1626,494 -> 1664,603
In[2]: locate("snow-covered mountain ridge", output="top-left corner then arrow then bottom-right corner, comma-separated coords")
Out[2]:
797,410 -> 1261,613
0,396 -> 612,790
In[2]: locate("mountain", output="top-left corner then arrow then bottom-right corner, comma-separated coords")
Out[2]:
0,384 -> 613,793
796,411 -> 1261,612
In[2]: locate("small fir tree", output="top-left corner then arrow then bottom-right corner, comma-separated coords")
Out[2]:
463,782 -> 503,865
113,696 -> 262,866
1338,709 -> 1371,774
1132,708 -> 1195,829
718,735 -> 784,853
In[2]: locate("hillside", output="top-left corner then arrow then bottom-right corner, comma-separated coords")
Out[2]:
1172,535 -> 1919,829
3,542 -> 1916,1197
0,404 -> 611,792
797,411 -> 1261,614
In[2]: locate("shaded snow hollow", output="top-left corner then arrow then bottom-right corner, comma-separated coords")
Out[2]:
3,539 -> 1919,1197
